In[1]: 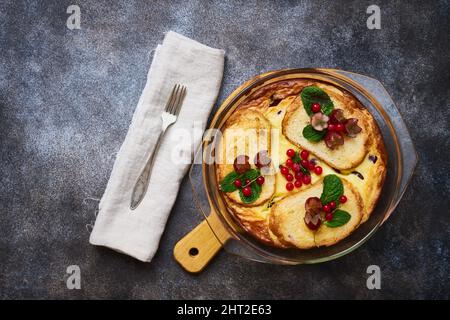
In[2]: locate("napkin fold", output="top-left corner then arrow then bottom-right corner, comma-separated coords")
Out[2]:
89,31 -> 225,262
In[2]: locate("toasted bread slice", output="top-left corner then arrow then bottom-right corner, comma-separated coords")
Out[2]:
269,179 -> 363,249
216,108 -> 275,206
282,83 -> 371,170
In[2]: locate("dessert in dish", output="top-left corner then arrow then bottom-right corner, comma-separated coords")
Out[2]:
216,79 -> 387,249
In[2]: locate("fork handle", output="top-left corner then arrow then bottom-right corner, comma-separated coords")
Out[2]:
130,130 -> 165,210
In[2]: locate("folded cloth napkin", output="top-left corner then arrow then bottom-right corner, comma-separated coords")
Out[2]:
89,31 -> 225,262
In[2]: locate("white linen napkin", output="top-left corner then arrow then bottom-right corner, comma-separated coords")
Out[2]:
89,31 -> 225,262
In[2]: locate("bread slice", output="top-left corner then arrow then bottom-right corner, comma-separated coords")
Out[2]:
282,83 -> 371,170
269,179 -> 363,249
216,108 -> 275,206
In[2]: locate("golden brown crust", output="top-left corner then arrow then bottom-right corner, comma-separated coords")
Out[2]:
216,78 -> 387,249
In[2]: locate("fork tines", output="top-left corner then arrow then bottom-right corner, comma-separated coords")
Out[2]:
165,84 -> 186,116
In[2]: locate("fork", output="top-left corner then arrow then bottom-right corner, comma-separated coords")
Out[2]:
130,84 -> 187,210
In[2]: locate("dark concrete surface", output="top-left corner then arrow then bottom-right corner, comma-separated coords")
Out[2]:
1,0 -> 449,299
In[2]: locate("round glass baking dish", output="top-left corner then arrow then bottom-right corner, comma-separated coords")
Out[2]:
175,68 -> 417,271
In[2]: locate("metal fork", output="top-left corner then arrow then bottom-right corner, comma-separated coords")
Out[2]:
130,84 -> 187,210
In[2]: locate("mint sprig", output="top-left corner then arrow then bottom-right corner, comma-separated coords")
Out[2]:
219,169 -> 262,204
301,86 -> 334,116
320,174 -> 344,204
302,125 -> 327,142
219,171 -> 240,192
324,209 -> 351,228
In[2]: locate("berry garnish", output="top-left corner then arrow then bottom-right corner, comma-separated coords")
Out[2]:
286,182 -> 294,191
344,118 -> 362,137
285,173 -> 294,182
300,150 -> 309,160
292,163 -> 300,172
324,131 -> 344,149
295,172 -> 303,180
301,159 -> 309,168
242,187 -> 252,197
234,179 -> 242,188
244,179 -> 251,185
294,180 -> 302,188
336,123 -> 345,133
280,166 -> 289,175
327,124 -> 336,132
329,201 -> 336,209
314,166 -> 323,175
254,150 -> 271,168
256,176 -> 265,185
329,109 -> 345,124
304,211 -> 321,230
308,161 -> 315,171
286,149 -> 295,158
286,158 -> 294,167
323,204 -> 331,213
311,103 -> 321,113
302,175 -> 311,185
325,213 -> 333,221
339,195 -> 347,204
233,155 -> 250,174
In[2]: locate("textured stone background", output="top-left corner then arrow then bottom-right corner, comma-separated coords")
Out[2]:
1,0 -> 449,299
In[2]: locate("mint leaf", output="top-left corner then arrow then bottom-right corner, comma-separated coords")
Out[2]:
219,171 -> 239,192
242,168 -> 260,181
239,181 -> 262,204
239,169 -> 261,204
301,86 -> 334,116
302,125 -> 326,142
324,209 -> 351,228
320,174 -> 344,204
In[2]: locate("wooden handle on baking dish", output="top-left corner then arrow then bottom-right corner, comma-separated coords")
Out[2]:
174,212 -> 230,273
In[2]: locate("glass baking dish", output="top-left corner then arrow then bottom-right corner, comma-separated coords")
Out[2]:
174,68 -> 417,272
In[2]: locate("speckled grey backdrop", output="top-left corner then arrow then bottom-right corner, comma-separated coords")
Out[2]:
1,0 -> 449,299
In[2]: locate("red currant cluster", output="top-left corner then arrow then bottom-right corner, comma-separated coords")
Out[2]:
232,153 -> 270,198
280,149 -> 323,192
304,194 -> 348,230
323,195 -> 347,221
233,174 -> 265,197
310,104 -> 362,149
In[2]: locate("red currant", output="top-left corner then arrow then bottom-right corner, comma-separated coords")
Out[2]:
295,172 -> 303,180
301,159 -> 309,168
286,182 -> 294,191
302,175 -> 311,185
323,204 -> 331,213
325,213 -> 333,221
256,176 -> 265,185
245,179 -> 251,185
242,187 -> 252,197
314,166 -> 323,175
292,163 -> 300,172
308,161 -> 315,171
294,180 -> 302,188
286,158 -> 294,167
329,201 -> 336,209
339,195 -> 347,204
286,173 -> 294,181
336,123 -> 345,132
300,150 -> 309,160
328,124 -> 336,132
286,149 -> 295,158
311,103 -> 321,113
234,179 -> 242,188
280,166 -> 289,175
